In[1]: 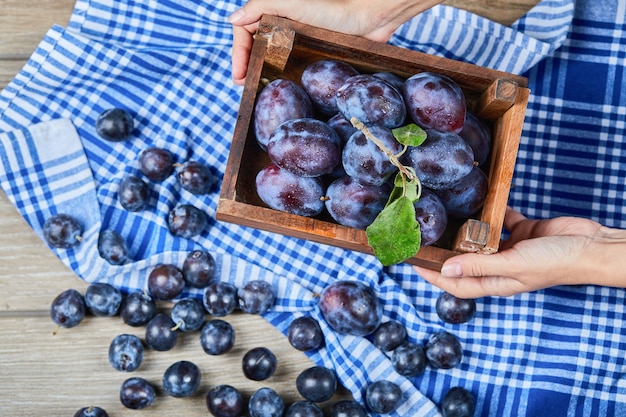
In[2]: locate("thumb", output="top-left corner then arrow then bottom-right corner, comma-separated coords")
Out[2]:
229,1 -> 286,26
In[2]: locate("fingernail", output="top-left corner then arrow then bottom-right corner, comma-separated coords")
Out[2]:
441,263 -> 462,278
229,9 -> 244,23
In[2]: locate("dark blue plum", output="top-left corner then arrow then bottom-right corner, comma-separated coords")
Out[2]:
147,263 -> 185,301
248,387 -> 285,417
287,316 -> 324,351
73,406 -> 109,417
120,291 -> 156,327
200,319 -> 236,355
329,400 -> 369,417
267,118 -> 342,177
403,71 -> 466,134
391,341 -> 427,377
435,166 -> 488,219
441,387 -> 476,417
237,280 -> 275,315
171,297 -> 205,332
108,334 -> 144,372
301,59 -> 359,115
177,160 -> 213,195
145,313 -> 178,351
183,250 -> 217,289
372,320 -> 407,352
97,229 -> 130,265
119,377 -> 155,410
43,213 -> 83,249
373,72 -> 405,91
85,282 -> 122,317
336,74 -> 406,128
425,331 -> 463,369
256,163 -> 326,217
242,347 -> 277,381
286,401 -> 324,417
460,111 -> 491,167
206,384 -> 244,417
95,108 -> 133,142
436,292 -> 476,324
327,113 -> 357,146
325,175 -> 391,230
414,188 -> 448,246
162,360 -> 202,398
203,281 -> 238,317
167,204 -> 208,238
342,125 -> 402,186
118,175 -> 149,212
365,380 -> 403,414
296,366 -> 337,403
401,129 -> 474,190
139,147 -> 175,181
254,78 -> 314,150
50,289 -> 85,329
319,280 -> 382,337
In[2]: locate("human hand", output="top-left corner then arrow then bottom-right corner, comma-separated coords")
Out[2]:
228,0 -> 443,85
413,207 -> 617,298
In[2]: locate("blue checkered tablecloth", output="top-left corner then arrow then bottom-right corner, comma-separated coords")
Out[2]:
1,0 -> 625,416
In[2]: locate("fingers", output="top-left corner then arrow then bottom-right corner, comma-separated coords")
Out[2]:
231,24 -> 256,85
503,206 -> 527,231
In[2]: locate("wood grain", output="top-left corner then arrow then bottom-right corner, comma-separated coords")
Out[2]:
0,0 -> 538,415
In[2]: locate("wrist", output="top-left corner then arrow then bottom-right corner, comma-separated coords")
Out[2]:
580,226 -> 626,288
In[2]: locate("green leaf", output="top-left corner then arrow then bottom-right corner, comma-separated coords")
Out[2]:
392,123 -> 427,147
366,196 -> 421,266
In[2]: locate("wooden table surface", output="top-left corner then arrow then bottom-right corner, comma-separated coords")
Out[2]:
0,1 -> 540,415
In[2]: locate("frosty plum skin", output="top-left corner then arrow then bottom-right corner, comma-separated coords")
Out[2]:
256,163 -> 325,217
254,78 -> 314,150
43,213 -> 83,249
97,228 -> 130,265
171,297 -> 206,332
441,387 -> 476,417
248,387 -> 285,417
402,71 -> 467,133
301,59 -> 360,115
200,319 -> 236,355
96,108 -> 134,142
203,281 -> 238,317
285,401 -> 324,417
121,291 -> 156,327
336,74 -> 406,128
242,347 -> 277,381
237,280 -> 275,315
425,331 -> 463,369
167,204 -> 208,238
414,189 -> 448,246
85,282 -> 122,317
177,160 -> 213,195
435,166 -> 489,219
50,288 -> 86,329
342,125 -> 403,186
162,360 -> 202,398
325,175 -> 391,230
401,129 -> 474,190
108,334 -> 144,372
460,111 -> 491,167
373,72 -> 405,91
118,175 -> 149,212
319,280 -> 382,337
391,341 -> 427,377
327,113 -> 357,145
267,118 -> 342,177
365,380 -> 403,414
329,400 -> 369,417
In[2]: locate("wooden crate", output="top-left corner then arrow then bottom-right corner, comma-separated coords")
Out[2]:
217,15 -> 529,270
